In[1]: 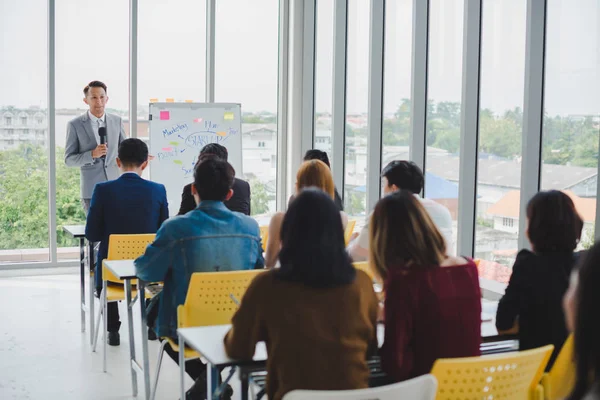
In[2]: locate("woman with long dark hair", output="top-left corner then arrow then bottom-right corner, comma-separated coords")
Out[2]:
225,189 -> 378,400
370,190 -> 481,382
564,243 -> 600,400
496,190 -> 583,369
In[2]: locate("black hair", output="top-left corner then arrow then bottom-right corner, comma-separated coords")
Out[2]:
199,143 -> 228,162
84,80 -> 107,96
193,156 -> 235,201
276,188 -> 356,288
381,160 -> 424,194
568,243 -> 600,400
303,149 -> 331,169
118,138 -> 148,167
527,190 -> 583,253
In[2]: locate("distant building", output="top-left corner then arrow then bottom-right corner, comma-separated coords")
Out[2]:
0,107 -> 47,150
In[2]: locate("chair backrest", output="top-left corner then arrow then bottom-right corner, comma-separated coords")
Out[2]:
177,269 -> 265,328
431,345 -> 554,400
259,226 -> 268,252
104,234 -> 156,284
542,334 -> 575,400
344,220 -> 357,245
282,374 -> 438,400
353,261 -> 375,281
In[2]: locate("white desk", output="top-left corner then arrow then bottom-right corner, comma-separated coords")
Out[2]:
102,259 -> 151,400
63,224 -> 95,344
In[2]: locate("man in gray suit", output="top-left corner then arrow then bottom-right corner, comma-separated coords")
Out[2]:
65,80 -> 126,212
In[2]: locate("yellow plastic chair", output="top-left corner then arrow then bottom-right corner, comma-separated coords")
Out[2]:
541,335 -> 575,400
345,220 -> 357,245
353,261 -> 375,280
431,345 -> 554,400
151,269 -> 265,400
259,226 -> 269,252
92,234 -> 155,372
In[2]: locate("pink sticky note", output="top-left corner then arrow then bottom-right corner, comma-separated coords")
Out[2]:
193,118 -> 203,123
162,147 -> 173,152
160,111 -> 170,120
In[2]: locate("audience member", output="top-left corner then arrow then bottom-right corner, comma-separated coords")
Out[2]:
85,138 -> 168,346
135,156 -> 264,399
288,149 -> 344,211
178,143 -> 251,215
265,159 -> 348,268
370,190 -> 481,382
224,189 -> 378,400
496,190 -> 583,369
347,160 -> 453,262
564,243 -> 600,400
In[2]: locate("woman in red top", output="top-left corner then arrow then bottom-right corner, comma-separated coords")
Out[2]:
370,190 -> 481,382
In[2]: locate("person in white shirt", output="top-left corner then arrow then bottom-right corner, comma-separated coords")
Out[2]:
347,160 -> 454,262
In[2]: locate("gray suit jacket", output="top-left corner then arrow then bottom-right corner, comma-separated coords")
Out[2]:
64,112 -> 126,199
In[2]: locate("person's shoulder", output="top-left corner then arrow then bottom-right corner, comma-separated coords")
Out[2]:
354,269 -> 375,289
106,113 -> 122,122
68,113 -> 86,126
420,197 -> 452,216
234,178 -> 250,188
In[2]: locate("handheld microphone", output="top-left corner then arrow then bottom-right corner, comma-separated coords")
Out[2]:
98,127 -> 107,160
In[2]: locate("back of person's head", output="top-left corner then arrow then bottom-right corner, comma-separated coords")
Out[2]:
568,243 -> 600,400
277,189 -> 355,288
199,143 -> 228,161
118,138 -> 148,168
303,149 -> 331,169
369,190 -> 446,280
193,155 -> 235,201
526,190 -> 583,253
381,160 -> 424,194
296,160 -> 335,199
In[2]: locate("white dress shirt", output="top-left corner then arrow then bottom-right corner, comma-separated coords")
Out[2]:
87,110 -> 106,146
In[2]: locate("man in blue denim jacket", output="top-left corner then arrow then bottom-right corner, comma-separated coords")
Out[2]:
135,155 -> 264,398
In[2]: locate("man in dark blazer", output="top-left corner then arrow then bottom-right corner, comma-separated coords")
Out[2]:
178,143 -> 251,215
85,138 -> 168,346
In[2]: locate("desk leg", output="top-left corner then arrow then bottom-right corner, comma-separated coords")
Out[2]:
88,240 -> 95,345
179,333 -> 186,400
125,279 -> 138,397
139,280 -> 151,400
103,276 -> 108,373
207,363 -> 219,400
79,238 -> 85,333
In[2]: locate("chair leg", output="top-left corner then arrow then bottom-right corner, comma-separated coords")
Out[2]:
92,289 -> 104,352
150,340 -> 168,400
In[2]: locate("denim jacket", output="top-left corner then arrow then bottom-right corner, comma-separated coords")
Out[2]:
135,200 -> 265,338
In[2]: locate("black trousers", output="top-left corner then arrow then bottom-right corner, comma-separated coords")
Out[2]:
164,339 -> 207,381
95,287 -> 121,333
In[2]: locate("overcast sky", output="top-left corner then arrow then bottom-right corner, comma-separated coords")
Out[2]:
1,0 -> 598,116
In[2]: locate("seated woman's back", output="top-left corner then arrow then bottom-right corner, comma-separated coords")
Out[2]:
369,191 -> 482,382
496,190 -> 584,369
225,189 -> 378,400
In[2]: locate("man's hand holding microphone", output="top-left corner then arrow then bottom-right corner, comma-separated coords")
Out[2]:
92,127 -> 108,159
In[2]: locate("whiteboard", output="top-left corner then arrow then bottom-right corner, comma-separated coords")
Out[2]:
149,102 -> 243,217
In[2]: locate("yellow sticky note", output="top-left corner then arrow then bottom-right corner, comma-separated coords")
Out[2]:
185,99 -> 193,103
149,98 -> 158,103
216,131 -> 227,137
224,112 -> 234,121
166,98 -> 175,103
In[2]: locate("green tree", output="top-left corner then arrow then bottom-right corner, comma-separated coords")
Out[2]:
250,179 -> 270,216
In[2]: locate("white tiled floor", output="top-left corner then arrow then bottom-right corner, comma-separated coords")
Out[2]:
0,270 -> 243,400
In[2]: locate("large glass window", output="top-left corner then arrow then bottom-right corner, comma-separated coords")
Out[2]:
425,0 -> 465,255
382,0 -> 413,174
344,0 -> 370,218
55,0 -> 129,258
215,0 -> 279,215
475,0 -> 527,282
541,0 -> 600,249
314,0 -> 334,164
0,0 -> 49,264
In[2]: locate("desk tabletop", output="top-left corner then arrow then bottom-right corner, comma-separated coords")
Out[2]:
62,225 -> 86,238
103,259 -> 138,279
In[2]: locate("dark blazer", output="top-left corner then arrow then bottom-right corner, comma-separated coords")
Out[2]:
178,178 -> 251,216
496,249 -> 580,369
85,173 -> 169,288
